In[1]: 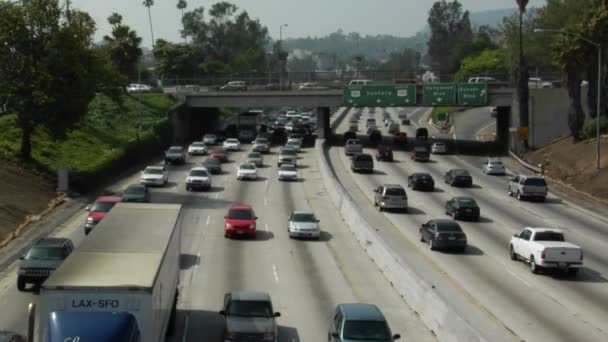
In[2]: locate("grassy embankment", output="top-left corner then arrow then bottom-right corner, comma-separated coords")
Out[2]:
430,106 -> 460,125
0,93 -> 180,189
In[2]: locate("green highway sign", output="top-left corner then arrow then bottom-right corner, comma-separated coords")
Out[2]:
423,83 -> 457,106
458,83 -> 487,105
344,84 -> 416,106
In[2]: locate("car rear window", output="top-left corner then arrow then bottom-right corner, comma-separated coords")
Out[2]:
524,178 -> 547,186
343,321 -> 390,340
386,188 -> 406,196
454,170 -> 470,176
190,170 -> 209,177
26,246 -> 65,260
436,222 -> 463,232
168,147 -> 182,153
457,198 -> 478,207
227,300 -> 272,318
356,155 -> 372,162
490,160 -> 503,165
91,201 -> 116,212
534,232 -> 565,241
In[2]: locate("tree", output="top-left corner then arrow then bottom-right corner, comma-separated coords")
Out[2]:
103,13 -> 143,83
427,0 -> 473,77
153,39 -> 204,79
142,0 -> 155,47
176,0 -> 188,42
0,0 -> 116,160
455,49 -> 509,81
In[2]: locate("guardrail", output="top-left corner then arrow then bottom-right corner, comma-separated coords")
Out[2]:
508,150 -> 543,174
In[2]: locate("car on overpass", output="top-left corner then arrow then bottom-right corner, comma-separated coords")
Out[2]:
219,80 -> 247,91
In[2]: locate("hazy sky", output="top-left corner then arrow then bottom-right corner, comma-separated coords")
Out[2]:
71,0 -> 545,48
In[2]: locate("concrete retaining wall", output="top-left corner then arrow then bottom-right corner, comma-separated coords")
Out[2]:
315,140 -> 516,342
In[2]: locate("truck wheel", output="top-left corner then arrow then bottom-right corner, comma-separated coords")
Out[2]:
517,192 -> 523,201
568,268 -> 579,276
429,239 -> 436,250
509,245 -> 518,261
530,256 -> 540,274
17,277 -> 25,291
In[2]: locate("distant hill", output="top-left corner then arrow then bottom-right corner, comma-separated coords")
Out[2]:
469,8 -> 519,28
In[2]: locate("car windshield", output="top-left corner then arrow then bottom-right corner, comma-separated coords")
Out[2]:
205,159 -> 220,165
168,147 -> 182,153
524,178 -> 547,186
91,201 -> 116,212
240,164 -> 256,170
248,153 -> 261,158
227,300 -> 273,318
25,246 -> 64,260
124,186 -> 145,195
356,155 -> 372,162
489,160 -> 503,165
144,168 -> 163,175
291,213 -> 316,222
415,173 -> 432,180
190,170 -> 208,177
255,139 -> 268,144
385,188 -> 406,196
457,198 -> 478,207
281,150 -> 296,156
436,222 -> 463,232
280,165 -> 296,171
228,209 -> 254,220
226,139 -> 238,143
343,321 -> 391,340
453,170 -> 470,176
191,142 -> 205,147
534,232 -> 565,241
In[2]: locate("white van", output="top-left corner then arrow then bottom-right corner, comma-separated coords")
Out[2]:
349,79 -> 373,86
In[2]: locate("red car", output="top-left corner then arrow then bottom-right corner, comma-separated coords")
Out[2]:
224,204 -> 258,238
85,196 -> 122,235
209,148 -> 229,162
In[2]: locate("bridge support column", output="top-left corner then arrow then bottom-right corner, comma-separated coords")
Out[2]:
496,106 -> 510,154
316,107 -> 331,140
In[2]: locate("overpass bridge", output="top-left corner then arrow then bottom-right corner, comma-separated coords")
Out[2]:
168,86 -> 514,153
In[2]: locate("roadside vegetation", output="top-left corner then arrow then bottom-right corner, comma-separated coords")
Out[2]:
430,107 -> 459,125
0,94 -> 178,184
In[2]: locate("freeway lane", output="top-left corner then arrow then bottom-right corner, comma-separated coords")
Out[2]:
331,107 -> 608,341
451,107 -> 496,141
0,126 -> 434,341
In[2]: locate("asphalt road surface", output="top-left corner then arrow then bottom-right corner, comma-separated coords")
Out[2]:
332,107 -> 608,342
0,128 -> 435,342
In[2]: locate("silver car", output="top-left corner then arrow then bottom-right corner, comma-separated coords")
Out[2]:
374,184 -> 408,212
246,152 -> 264,167
220,291 -> 280,342
288,210 -> 321,239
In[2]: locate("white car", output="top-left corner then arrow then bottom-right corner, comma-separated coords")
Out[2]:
203,134 -> 217,145
140,165 -> 168,186
288,210 -> 321,239
246,152 -> 264,167
278,164 -> 298,181
431,142 -> 447,154
237,163 -> 258,181
185,167 -> 211,191
482,158 -> 506,175
285,140 -> 301,152
252,138 -> 270,153
187,142 -> 208,156
223,138 -> 241,151
126,83 -> 152,93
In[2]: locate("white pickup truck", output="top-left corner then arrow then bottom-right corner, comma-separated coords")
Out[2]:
345,139 -> 363,156
509,227 -> 583,275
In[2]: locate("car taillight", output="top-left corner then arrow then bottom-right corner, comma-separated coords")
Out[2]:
522,186 -> 528,193
541,250 -> 546,259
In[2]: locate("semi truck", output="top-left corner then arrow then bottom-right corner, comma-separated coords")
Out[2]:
28,203 -> 182,342
237,110 -> 262,142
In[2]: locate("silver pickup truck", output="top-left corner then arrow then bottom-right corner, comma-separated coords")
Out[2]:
345,139 -> 363,156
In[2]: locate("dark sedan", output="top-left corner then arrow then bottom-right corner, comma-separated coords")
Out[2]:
419,219 -> 467,252
202,157 -> 222,174
121,184 -> 151,203
407,173 -> 435,191
445,197 -> 480,221
444,169 -> 473,187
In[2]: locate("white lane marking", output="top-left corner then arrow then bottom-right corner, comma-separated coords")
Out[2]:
206,215 -> 211,226
272,264 -> 279,283
507,269 -> 532,287
264,197 -> 268,206
453,130 -> 457,140
475,121 -> 497,141
265,223 -> 269,232
195,252 -> 201,268
181,315 -> 190,342
215,192 -> 219,199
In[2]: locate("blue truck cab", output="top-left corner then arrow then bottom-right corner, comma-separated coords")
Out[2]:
46,312 -> 139,342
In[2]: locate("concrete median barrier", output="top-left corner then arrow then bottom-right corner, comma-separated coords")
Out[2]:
315,139 -> 517,342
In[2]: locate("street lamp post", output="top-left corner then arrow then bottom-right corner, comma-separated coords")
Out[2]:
279,24 -> 288,91
534,28 -> 602,172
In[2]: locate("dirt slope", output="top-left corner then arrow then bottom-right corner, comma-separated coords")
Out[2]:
0,161 -> 55,242
524,136 -> 608,201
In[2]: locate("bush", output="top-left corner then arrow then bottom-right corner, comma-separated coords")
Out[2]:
582,116 -> 608,139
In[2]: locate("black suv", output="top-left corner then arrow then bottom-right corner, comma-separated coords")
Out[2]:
17,238 -> 74,291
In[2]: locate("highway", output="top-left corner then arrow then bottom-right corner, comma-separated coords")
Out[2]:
0,129 -> 435,341
333,107 -> 608,341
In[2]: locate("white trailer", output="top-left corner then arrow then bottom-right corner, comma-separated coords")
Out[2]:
32,203 -> 182,342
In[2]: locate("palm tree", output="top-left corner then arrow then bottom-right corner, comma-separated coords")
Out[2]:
177,0 -> 188,43
142,0 -> 155,48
